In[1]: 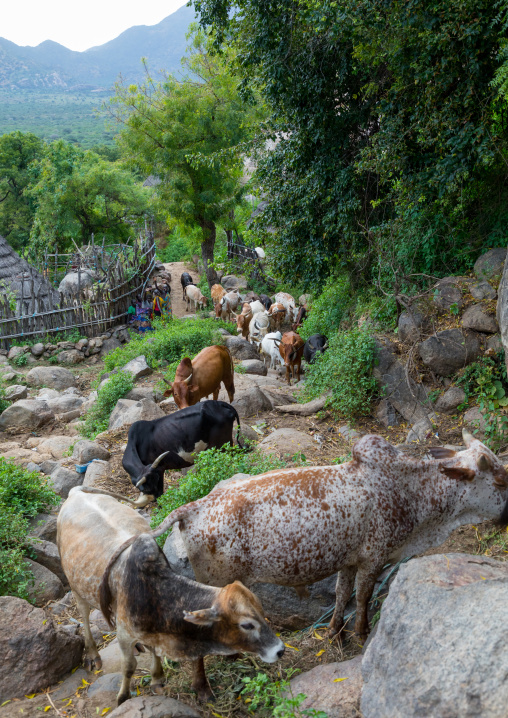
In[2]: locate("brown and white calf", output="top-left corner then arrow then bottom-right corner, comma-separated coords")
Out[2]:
185,284 -> 207,312
267,303 -> 286,330
274,292 -> 296,321
211,284 -> 227,305
236,302 -> 253,340
147,431 -> 508,642
219,291 -> 241,321
276,330 -> 305,384
57,489 -> 284,706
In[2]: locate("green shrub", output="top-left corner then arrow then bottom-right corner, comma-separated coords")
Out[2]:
241,671 -> 328,718
299,274 -> 353,340
11,353 -> 28,367
0,460 -> 59,600
0,458 -> 59,517
103,318 -> 229,373
301,328 -> 377,419
151,446 -> 285,542
80,371 -> 134,439
0,382 -> 8,414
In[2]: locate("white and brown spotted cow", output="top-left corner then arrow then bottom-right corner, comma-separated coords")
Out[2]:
57,488 -> 284,705
148,431 -> 508,642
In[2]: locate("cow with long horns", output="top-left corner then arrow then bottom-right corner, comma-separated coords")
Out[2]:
122,400 -> 242,507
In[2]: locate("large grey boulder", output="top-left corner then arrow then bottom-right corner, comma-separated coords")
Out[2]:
108,398 -> 164,431
122,355 -> 153,380
25,558 -> 65,606
418,328 -> 480,376
38,435 -> 75,459
47,394 -> 84,414
375,398 -> 401,428
434,386 -> 466,415
27,366 -> 76,390
462,304 -> 499,333
30,342 -> 45,357
463,405 -> 487,434
108,696 -> 200,718
258,427 -> 316,455
240,359 -> 268,375
221,274 -> 248,290
58,270 -> 94,297
28,539 -> 67,587
433,277 -> 464,312
4,384 -> 27,401
73,439 -> 111,464
474,247 -> 507,281
232,386 -> 273,417
471,280 -> 497,300
373,338 -> 430,424
0,596 -> 83,701
7,346 -> 26,361
289,656 -> 363,718
397,309 -> 426,343
361,554 -> 508,718
83,459 -> 110,487
125,386 -> 162,402
57,349 -> 84,365
224,335 -> 259,360
49,466 -> 83,498
0,399 -> 54,431
28,513 -> 58,543
100,337 -> 122,356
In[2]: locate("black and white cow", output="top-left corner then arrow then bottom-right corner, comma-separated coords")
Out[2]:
303,334 -> 328,364
122,400 -> 242,507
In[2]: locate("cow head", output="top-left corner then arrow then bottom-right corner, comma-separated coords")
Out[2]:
214,302 -> 222,318
429,429 -> 508,521
164,374 -> 200,409
133,451 -> 170,506
183,581 -> 285,663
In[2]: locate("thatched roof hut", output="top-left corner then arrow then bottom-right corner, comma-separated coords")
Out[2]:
0,235 -> 59,313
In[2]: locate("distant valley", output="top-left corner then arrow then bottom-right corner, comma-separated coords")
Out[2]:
0,5 -> 195,146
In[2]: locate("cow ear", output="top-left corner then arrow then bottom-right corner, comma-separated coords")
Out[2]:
440,467 -> 476,482
163,385 -> 173,397
477,454 -> 493,472
183,608 -> 220,626
429,447 -> 457,459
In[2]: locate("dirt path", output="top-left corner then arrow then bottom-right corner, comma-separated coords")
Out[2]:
164,261 -> 200,318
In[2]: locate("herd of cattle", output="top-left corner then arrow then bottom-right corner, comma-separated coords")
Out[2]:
182,271 -> 328,385
52,270 -> 508,707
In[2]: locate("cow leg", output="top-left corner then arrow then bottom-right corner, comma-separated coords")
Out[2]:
73,590 -> 102,670
354,565 -> 382,641
116,626 -> 137,705
328,566 -> 356,641
191,657 -> 213,701
213,387 -> 220,401
147,648 -> 164,694
286,364 -> 291,385
224,379 -> 235,404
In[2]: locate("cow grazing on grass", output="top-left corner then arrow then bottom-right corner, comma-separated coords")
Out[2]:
304,334 -> 328,364
260,331 -> 284,369
122,400 -> 242,506
276,331 -> 305,384
211,284 -> 227,305
164,345 -> 235,409
292,306 -> 307,331
180,272 -> 195,300
185,284 -> 208,312
145,431 -> 508,642
267,303 -> 286,330
57,489 -> 284,705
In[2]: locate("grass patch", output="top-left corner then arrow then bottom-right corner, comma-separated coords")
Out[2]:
151,445 -> 285,542
0,459 -> 59,600
80,371 -> 134,439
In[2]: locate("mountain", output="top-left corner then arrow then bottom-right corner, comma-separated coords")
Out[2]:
0,4 -> 195,91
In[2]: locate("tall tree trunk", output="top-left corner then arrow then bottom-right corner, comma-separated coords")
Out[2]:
200,217 -> 219,289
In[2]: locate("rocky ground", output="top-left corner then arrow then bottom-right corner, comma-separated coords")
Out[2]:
1,253 -> 508,718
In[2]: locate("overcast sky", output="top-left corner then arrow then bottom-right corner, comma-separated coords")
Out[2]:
2,0 -> 189,51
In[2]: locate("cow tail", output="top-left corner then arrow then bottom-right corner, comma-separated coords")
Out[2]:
78,486 -> 138,506
231,406 -> 244,449
149,505 -> 189,540
99,534 -> 138,628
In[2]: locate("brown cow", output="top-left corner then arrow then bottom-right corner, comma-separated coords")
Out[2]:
58,488 -> 284,705
267,303 -> 286,330
236,302 -> 253,340
211,284 -> 226,305
292,306 -> 307,331
164,345 -> 235,408
276,331 -> 305,385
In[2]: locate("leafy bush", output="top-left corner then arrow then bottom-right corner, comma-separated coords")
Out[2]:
0,382 -> 8,414
299,274 -> 353,340
103,318 -> 229,373
151,445 -> 285,541
157,234 -> 193,263
11,353 -> 28,367
241,671 -> 327,718
80,371 -> 134,439
302,328 -> 377,419
0,460 -> 59,600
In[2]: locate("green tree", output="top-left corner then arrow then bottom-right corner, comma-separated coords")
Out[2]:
0,131 -> 44,252
108,31 -> 263,287
28,140 -> 148,255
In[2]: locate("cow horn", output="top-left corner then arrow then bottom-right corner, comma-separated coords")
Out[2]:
307,340 -> 315,350
322,342 -> 329,350
136,477 -> 147,487
462,429 -> 475,446
151,451 -> 170,469
184,373 -> 193,385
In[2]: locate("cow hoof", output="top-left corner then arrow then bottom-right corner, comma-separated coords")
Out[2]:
152,684 -> 165,695
116,691 -> 130,706
84,655 -> 102,671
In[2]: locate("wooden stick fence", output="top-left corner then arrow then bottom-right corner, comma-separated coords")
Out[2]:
0,233 -> 155,348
